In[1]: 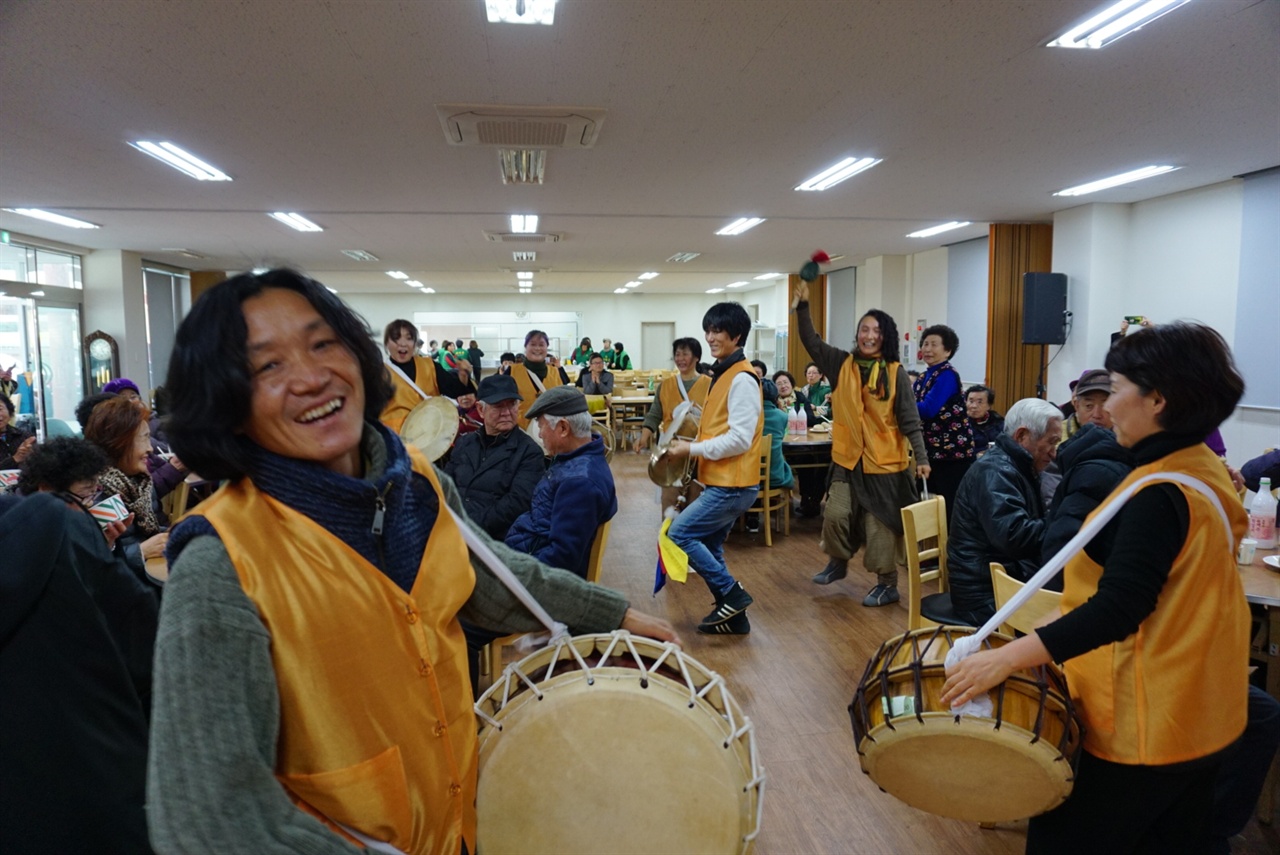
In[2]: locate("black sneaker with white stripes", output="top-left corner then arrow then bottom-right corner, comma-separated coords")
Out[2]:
698,611 -> 750,635
698,582 -> 753,628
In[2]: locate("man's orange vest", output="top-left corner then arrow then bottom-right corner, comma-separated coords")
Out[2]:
380,355 -> 441,434
1062,442 -> 1249,765
198,450 -> 477,854
658,374 -> 711,431
696,359 -> 763,488
830,356 -> 911,474
511,362 -> 564,429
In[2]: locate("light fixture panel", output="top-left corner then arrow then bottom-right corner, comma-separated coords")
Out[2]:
907,221 -> 972,238
794,156 -> 882,191
667,252 -> 701,263
638,271 -> 660,279
485,0 -> 556,25
1047,0 -> 1190,49
130,141 -> 232,181
716,217 -> 765,236
2,208 -> 100,229
1053,165 -> 1179,197
269,212 -> 323,232
510,214 -> 540,233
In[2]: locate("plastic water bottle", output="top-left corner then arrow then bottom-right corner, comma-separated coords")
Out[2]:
790,405 -> 804,435
1249,477 -> 1277,549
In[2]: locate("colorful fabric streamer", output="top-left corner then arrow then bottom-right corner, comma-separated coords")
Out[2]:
652,515 -> 690,595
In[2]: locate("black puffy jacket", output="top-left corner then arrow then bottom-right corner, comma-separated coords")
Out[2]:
1040,424 -> 1134,575
442,428 -> 546,540
947,433 -> 1047,624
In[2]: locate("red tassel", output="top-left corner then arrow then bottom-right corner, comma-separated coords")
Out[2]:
811,250 -> 831,264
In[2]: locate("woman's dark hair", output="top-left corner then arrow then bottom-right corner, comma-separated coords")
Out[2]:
703,302 -> 752,347
500,352 -> 517,363
750,360 -> 768,375
857,309 -> 901,364
672,337 -> 702,360
524,329 -> 549,346
589,352 -> 605,363
17,437 -> 107,494
772,369 -> 797,387
1105,321 -> 1244,438
805,361 -> 821,375
0,395 -> 13,417
921,324 -> 960,358
469,340 -> 479,349
75,393 -> 116,429
152,385 -> 171,418
166,268 -> 393,482
580,337 -> 591,347
84,395 -> 148,469
966,384 -> 995,407
760,378 -> 780,405
614,342 -> 625,352
383,318 -> 417,344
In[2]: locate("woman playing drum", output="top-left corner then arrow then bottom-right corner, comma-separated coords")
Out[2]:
509,329 -> 570,429
146,269 -> 677,855
379,318 -> 474,433
942,322 -> 1250,853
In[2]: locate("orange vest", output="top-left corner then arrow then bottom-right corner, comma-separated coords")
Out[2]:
658,374 -> 711,431
511,362 -> 564,429
1061,442 -> 1249,765
198,451 -> 477,854
695,359 -> 763,488
380,355 -> 441,434
830,357 -> 910,474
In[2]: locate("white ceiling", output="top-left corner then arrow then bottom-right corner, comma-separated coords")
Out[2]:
1,0 -> 1277,297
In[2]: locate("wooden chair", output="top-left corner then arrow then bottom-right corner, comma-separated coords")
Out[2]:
901,496 -> 971,629
989,562 -> 1062,636
741,443 -> 790,546
479,520 -> 612,681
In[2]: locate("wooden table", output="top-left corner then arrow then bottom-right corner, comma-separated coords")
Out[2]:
1242,547 -> 1280,699
782,430 -> 833,473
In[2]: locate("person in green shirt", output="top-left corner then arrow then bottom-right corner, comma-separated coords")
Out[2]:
801,362 -> 833,418
611,342 -> 633,371
571,338 -> 594,366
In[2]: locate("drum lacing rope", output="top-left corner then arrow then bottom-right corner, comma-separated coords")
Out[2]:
382,354 -> 458,406
946,471 -> 1235,718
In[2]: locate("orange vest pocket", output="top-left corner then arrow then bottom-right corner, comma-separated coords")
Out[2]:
280,744 -> 413,849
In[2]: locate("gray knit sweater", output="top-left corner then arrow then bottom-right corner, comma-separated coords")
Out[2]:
146,430 -> 629,854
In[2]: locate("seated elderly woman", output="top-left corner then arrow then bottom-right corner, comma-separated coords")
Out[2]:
83,396 -> 168,567
80,386 -> 189,502
0,394 -> 35,471
16,436 -> 108,500
146,268 -> 677,855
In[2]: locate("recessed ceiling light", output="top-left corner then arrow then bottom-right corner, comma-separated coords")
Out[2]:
638,271 -> 660,279
517,271 -> 534,280
624,281 -> 642,288
706,288 -> 725,294
406,280 -> 425,288
2,208 -> 99,229
907,221 -> 972,238
421,287 -> 436,294
129,141 -> 232,181
1047,0 -> 1190,49
513,251 -> 537,262
1053,165 -> 1180,197
268,212 -> 323,232
252,267 -> 269,275
341,249 -> 379,262
667,252 -> 701,263
613,288 -> 628,294
326,287 -> 339,294
386,271 -> 409,280
30,290 -> 45,297
510,214 -> 539,233
485,0 -> 556,25
160,248 -> 207,260
499,149 -> 547,184
754,272 -> 784,280
726,281 -> 748,288
716,217 -> 765,236
794,156 -> 882,191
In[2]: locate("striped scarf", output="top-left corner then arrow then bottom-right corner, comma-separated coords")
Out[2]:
853,355 -> 891,401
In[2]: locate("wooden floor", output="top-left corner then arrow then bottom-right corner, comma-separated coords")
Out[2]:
530,451 -> 1279,855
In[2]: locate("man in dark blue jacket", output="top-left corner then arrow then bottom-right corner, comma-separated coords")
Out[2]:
505,386 -> 616,580
947,398 -> 1062,625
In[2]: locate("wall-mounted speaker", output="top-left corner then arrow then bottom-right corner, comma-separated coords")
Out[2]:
1022,273 -> 1068,345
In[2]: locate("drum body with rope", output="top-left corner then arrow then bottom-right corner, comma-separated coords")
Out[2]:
399,396 -> 459,462
475,631 -> 764,855
646,400 -> 701,488
849,625 -> 1082,823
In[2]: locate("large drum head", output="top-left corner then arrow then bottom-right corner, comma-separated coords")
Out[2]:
400,396 -> 459,461
476,632 -> 762,855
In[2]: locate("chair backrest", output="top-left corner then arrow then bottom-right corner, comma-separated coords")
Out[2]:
757,442 -> 772,492
585,520 -> 611,584
989,562 -> 1062,635
900,496 -> 949,630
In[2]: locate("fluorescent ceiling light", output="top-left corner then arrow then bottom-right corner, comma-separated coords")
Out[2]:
754,272 -> 784,280
516,271 -> 534,280
716,217 -> 765,236
386,270 -> 409,280
406,280 -> 425,288
252,267 -> 269,275
907,221 -> 972,238
269,212 -> 323,232
1053,165 -> 1180,197
341,249 -> 379,262
794,156 -> 882,191
705,288 -> 725,294
624,281 -> 641,288
510,214 -> 539,233
31,290 -> 45,297
2,208 -> 100,229
726,281 -> 748,288
638,271 -> 660,280
130,141 -> 232,181
1047,0 -> 1189,49
519,286 -> 532,292
513,251 -> 537,262
667,252 -> 701,263
499,149 -> 547,185
613,288 -> 628,294
485,0 -> 556,25
421,287 -> 436,294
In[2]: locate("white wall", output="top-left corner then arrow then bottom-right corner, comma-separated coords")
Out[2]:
945,236 -> 990,385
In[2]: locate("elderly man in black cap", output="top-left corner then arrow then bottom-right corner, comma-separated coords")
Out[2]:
443,374 -> 547,541
504,385 -> 616,580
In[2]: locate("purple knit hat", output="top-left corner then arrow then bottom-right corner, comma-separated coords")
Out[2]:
102,377 -> 141,396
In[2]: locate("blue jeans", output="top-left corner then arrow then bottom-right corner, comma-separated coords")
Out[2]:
667,485 -> 758,596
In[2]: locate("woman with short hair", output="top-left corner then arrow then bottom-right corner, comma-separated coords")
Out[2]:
0,394 -> 34,471
509,329 -> 570,429
913,323 -> 975,524
379,318 -> 472,434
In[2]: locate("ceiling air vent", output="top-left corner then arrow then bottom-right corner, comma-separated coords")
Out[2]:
437,104 -> 605,148
484,231 -> 561,244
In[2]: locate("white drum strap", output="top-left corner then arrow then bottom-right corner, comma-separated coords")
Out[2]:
446,506 -> 566,640
948,472 -> 1233,714
383,355 -> 430,401
527,367 -> 546,394
676,376 -> 690,403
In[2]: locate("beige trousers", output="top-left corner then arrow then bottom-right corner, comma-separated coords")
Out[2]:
820,480 -> 904,585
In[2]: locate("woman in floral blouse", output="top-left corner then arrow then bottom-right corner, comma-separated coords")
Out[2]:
913,325 -> 974,525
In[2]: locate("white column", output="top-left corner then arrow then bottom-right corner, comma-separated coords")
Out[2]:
82,250 -> 151,399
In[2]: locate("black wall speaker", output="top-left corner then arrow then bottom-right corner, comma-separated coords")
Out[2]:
1022,273 -> 1068,345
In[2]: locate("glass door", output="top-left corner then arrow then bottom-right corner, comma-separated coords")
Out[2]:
36,303 -> 84,431
0,295 -> 41,436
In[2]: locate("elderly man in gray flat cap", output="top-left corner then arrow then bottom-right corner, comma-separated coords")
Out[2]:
504,386 -> 616,580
